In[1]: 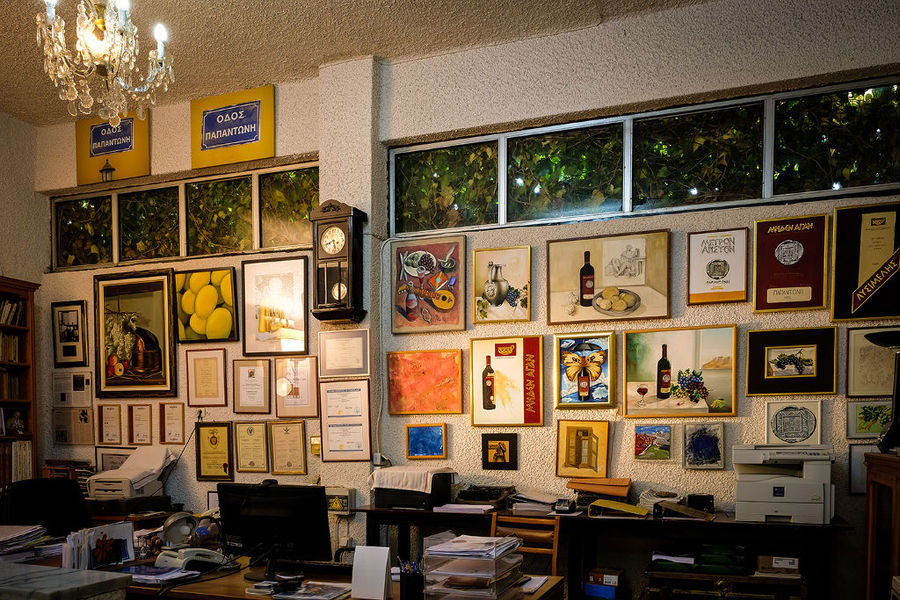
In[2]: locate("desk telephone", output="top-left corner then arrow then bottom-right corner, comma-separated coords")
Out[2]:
155,547 -> 228,570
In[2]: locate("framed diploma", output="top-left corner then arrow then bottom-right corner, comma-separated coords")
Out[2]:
97,404 -> 122,445
159,403 -> 185,444
275,357 -> 318,418
235,421 -> 269,473
318,329 -> 370,379
195,421 -> 234,481
186,349 -> 227,407
233,359 -> 271,414
319,379 -> 372,462
753,214 -> 828,312
687,228 -> 748,304
846,326 -> 900,397
128,404 -> 153,445
832,201 -> 900,321
269,419 -> 307,475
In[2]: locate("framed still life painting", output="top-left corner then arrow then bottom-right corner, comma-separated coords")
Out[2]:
746,327 -> 837,395
241,256 -> 308,355
391,235 -> 466,334
386,349 -> 462,414
753,214 -> 828,312
174,267 -> 238,343
473,246 -> 530,324
847,401 -> 892,439
687,228 -> 748,304
51,300 -> 88,367
546,230 -> 669,325
846,326 -> 900,397
94,269 -> 176,397
555,419 -> 609,478
552,332 -> 614,409
470,336 -> 543,426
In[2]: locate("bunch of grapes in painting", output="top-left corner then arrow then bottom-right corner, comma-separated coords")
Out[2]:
477,283 -> 528,320
672,369 -> 709,404
770,351 -> 813,375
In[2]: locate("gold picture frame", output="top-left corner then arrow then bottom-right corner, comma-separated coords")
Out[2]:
269,420 -> 307,475
234,421 -> 269,473
552,331 -> 615,409
472,246 -> 531,324
555,419 -> 609,478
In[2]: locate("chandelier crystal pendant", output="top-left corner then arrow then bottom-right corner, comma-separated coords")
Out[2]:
36,0 -> 174,127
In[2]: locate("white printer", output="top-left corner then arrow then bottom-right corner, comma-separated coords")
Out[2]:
733,444 -> 834,524
87,446 -> 174,499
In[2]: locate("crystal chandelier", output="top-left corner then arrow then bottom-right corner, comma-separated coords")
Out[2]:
36,0 -> 174,127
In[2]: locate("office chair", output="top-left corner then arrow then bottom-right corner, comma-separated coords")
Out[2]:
0,477 -> 93,536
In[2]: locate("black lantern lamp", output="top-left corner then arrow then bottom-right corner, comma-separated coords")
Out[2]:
864,330 -> 900,453
100,160 -> 116,182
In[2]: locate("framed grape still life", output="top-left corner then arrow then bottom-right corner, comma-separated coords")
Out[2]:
746,327 -> 837,396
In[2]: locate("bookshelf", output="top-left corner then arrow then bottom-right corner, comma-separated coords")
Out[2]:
0,276 -> 40,487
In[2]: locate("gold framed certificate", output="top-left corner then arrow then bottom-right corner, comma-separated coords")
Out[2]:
269,420 -> 307,475
233,359 -> 271,414
235,421 -> 269,473
186,349 -> 227,407
195,421 -> 234,481
274,357 -> 318,418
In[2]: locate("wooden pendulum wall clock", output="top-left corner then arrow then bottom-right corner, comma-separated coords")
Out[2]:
310,199 -> 367,323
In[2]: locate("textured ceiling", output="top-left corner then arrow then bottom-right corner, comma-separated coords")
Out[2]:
1,0 -> 707,126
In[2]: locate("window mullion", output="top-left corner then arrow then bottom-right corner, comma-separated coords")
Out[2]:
762,97 -> 775,199
622,118 -> 633,213
498,135 -> 507,225
111,192 -> 120,264
179,183 -> 187,257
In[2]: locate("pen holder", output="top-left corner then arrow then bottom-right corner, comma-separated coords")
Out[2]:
399,571 -> 424,600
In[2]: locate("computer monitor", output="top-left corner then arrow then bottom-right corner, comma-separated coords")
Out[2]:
217,480 -> 332,580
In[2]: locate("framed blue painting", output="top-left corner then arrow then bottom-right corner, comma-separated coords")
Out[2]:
406,423 -> 447,459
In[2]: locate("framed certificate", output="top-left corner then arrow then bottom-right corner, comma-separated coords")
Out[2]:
186,349 -> 227,407
687,228 -> 748,304
275,357 -> 318,418
195,421 -> 234,481
235,421 -> 269,473
832,201 -> 900,321
128,404 -> 153,445
269,420 -> 307,475
318,329 -> 370,379
159,403 -> 185,445
753,214 -> 828,312
233,359 -> 271,414
95,445 -> 136,472
319,379 -> 372,462
97,404 -> 122,445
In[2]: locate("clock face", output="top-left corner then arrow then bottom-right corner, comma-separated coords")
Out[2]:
320,225 -> 346,255
331,282 -> 348,301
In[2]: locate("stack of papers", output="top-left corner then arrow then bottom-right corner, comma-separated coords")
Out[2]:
434,504 -> 494,514
116,564 -> 200,584
274,581 -> 352,600
426,535 -> 520,559
0,525 -> 48,554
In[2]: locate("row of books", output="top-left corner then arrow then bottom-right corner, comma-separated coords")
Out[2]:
0,440 -> 32,487
0,298 -> 26,327
0,333 -> 21,362
0,369 -> 21,400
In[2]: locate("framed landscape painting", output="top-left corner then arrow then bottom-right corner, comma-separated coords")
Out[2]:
174,267 -> 238,342
546,230 -> 669,325
473,246 -> 530,323
387,350 -> 462,414
746,327 -> 836,395
391,235 -> 466,334
470,336 -> 543,426
623,325 -> 736,418
635,425 -> 672,460
846,326 -> 900,397
553,332 -> 614,409
753,214 -> 828,312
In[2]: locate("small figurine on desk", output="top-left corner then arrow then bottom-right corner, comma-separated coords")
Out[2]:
6,410 -> 24,435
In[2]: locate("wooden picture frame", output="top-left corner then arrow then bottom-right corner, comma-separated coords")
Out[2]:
274,356 -> 318,418
687,228 -> 748,305
746,327 -> 837,395
470,336 -> 543,426
234,421 -> 269,473
174,267 -> 239,343
546,230 -> 670,325
127,404 -> 153,445
51,300 -> 88,367
195,421 -> 234,481
847,401 -> 892,439
269,420 -> 307,474
319,379 -> 372,462
683,422 -> 725,470
94,269 -> 176,397
623,325 -> 736,418
473,246 -> 531,323
317,329 -> 370,378
95,445 -> 136,472
186,349 -> 227,407
766,400 -> 822,445
241,256 -> 309,355
406,423 -> 447,459
482,433 -> 518,470
232,358 -> 271,414
753,214 -> 828,312
159,402 -> 184,445
846,326 -> 900,397
386,350 -> 462,415
552,331 -> 615,409
97,404 -> 122,445
390,235 -> 466,334
850,444 -> 877,495
555,419 -> 609,478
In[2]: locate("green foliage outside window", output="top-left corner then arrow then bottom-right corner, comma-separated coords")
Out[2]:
55,196 -> 112,266
394,142 -> 498,233
632,104 -> 764,209
187,177 -> 252,255
259,167 -> 320,247
118,187 -> 179,261
774,85 -> 900,194
507,125 -> 623,221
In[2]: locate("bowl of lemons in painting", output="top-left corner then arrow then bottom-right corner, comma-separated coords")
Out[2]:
176,269 -> 236,341
592,286 -> 641,316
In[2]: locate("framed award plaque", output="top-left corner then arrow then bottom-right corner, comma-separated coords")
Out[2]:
753,214 -> 828,312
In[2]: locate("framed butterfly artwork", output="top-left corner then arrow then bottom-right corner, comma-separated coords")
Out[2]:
553,332 -> 615,408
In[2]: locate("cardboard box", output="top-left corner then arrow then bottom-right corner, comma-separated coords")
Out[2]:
587,567 -> 623,587
757,555 -> 800,574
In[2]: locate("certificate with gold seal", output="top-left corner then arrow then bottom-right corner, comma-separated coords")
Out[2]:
269,420 -> 307,475
195,422 -> 234,481
234,421 -> 269,472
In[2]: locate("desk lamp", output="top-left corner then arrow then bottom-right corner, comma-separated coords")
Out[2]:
864,330 -> 900,453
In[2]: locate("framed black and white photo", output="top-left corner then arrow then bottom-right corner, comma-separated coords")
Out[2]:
52,300 -> 88,367
765,400 -> 822,445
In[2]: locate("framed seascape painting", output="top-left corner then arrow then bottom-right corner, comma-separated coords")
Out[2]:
847,401 -> 892,439
553,332 -> 614,409
634,425 -> 672,460
832,201 -> 900,321
546,230 -> 669,325
753,214 -> 828,312
766,400 -> 822,445
391,235 -> 466,334
623,325 -> 736,418
174,267 -> 238,342
746,327 -> 836,396
94,269 -> 176,397
555,419 -> 609,478
470,336 -> 543,426
687,228 -> 748,305
51,300 -> 88,367
473,246 -> 530,324
482,433 -> 518,470
241,256 -> 308,355
846,326 -> 900,397
683,422 -> 725,470
386,350 -> 462,415
406,423 -> 447,459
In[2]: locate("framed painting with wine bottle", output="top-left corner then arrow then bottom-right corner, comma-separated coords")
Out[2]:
470,336 -> 543,426
473,246 -> 530,324
552,332 -> 615,408
546,230 -> 669,325
391,235 -> 466,334
623,325 -> 736,418
745,327 -> 836,396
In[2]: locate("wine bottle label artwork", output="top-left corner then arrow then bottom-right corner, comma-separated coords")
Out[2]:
554,333 -> 614,408
471,336 -> 543,426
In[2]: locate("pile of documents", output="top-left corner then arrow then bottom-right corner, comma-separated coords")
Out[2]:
434,504 -> 494,514
509,488 -> 555,515
426,535 -> 520,559
424,535 -> 525,600
0,525 -> 49,560
63,521 -> 135,569
115,564 -> 200,585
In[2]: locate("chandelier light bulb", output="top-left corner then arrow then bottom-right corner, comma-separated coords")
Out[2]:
45,0 -> 58,20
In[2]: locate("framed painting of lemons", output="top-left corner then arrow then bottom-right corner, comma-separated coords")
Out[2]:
175,267 -> 239,343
